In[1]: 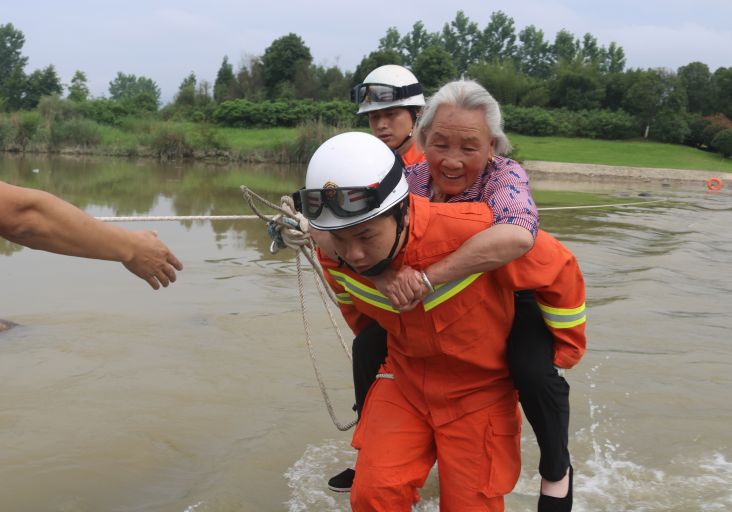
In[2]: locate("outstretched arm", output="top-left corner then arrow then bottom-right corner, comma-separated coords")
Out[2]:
0,181 -> 183,289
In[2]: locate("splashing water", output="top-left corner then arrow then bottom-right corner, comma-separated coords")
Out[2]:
285,360 -> 732,512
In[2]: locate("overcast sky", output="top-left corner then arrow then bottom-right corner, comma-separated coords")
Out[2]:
5,1 -> 732,102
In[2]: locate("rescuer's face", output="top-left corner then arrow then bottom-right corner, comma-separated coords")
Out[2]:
330,213 -> 405,273
368,107 -> 414,150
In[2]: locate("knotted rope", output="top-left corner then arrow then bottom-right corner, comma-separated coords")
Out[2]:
240,186 -> 357,431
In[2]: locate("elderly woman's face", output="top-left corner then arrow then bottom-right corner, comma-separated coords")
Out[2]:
424,105 -> 494,197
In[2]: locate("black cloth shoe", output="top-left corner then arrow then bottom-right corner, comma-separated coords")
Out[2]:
538,465 -> 573,512
327,467 -> 355,492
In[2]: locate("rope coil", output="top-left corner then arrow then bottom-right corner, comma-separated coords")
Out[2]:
241,186 -> 357,431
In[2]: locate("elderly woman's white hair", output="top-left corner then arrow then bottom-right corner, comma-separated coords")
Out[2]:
416,80 -> 512,155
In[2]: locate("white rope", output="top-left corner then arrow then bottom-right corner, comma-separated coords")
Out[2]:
538,199 -> 667,211
296,252 -> 357,431
92,193 -> 667,432
241,186 -> 356,431
96,214 -> 258,222
93,199 -> 668,223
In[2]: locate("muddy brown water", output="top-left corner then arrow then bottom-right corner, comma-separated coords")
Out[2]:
1,155 -> 731,511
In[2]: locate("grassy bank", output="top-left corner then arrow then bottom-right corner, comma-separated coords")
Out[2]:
509,133 -> 732,173
3,113 -> 732,172
94,121 -> 299,160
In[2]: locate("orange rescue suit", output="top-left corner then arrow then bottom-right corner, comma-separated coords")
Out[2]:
320,194 -> 587,510
400,142 -> 426,167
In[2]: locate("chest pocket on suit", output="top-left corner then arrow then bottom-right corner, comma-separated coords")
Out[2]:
426,273 -> 493,355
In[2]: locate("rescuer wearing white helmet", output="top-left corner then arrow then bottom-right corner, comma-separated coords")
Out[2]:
295,131 -> 409,276
298,131 -> 587,512
351,64 -> 426,166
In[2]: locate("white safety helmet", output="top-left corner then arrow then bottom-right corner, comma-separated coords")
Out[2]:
353,64 -> 426,115
299,132 -> 409,231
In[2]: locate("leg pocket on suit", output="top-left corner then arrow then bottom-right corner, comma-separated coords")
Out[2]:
479,406 -> 522,498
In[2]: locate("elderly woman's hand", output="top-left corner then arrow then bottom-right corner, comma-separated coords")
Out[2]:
369,265 -> 429,312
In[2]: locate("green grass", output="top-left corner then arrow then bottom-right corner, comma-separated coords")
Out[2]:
532,190 -> 630,209
97,123 -> 141,147
508,133 -> 732,173
12,112 -> 732,172
79,121 -> 299,157
216,126 -> 296,151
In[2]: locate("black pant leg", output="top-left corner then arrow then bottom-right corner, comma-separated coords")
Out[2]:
352,321 -> 388,419
508,291 -> 571,482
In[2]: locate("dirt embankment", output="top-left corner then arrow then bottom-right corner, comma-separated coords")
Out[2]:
523,160 -> 728,184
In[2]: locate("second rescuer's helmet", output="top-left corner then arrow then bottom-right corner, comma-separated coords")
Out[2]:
352,65 -> 426,115
300,132 -> 409,231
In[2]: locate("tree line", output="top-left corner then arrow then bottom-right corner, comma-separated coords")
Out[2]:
2,12 -> 732,157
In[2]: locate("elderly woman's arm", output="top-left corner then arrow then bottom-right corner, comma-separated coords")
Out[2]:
0,181 -> 183,289
375,158 -> 538,310
424,223 -> 533,284
373,223 -> 533,311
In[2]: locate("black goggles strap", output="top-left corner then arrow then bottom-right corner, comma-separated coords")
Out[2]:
371,151 -> 404,205
351,82 -> 423,104
292,151 -> 404,219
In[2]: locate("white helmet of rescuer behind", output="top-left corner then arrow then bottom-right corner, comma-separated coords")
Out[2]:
294,132 -> 409,231
352,64 -> 426,115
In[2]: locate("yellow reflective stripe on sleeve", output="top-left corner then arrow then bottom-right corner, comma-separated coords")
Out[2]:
423,273 -> 483,312
538,302 -> 587,329
327,269 -> 398,313
336,292 -> 353,305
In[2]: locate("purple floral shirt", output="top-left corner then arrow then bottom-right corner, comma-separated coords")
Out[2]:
403,155 -> 539,237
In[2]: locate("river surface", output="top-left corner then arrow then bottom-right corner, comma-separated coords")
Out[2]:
1,155 -> 731,512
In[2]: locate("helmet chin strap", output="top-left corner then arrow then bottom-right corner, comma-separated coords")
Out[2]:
342,199 -> 409,277
393,107 -> 419,153
358,223 -> 403,277
394,129 -> 413,152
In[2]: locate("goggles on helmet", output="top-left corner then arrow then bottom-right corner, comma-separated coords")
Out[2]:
351,82 -> 423,106
293,153 -> 404,220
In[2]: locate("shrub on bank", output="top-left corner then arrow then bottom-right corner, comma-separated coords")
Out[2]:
213,99 -> 356,128
650,111 -> 691,144
684,114 -> 710,148
78,98 -> 141,126
502,106 -> 557,136
190,123 -> 230,151
0,115 -> 13,149
38,94 -> 80,123
702,123 -> 727,149
50,118 -> 103,148
502,106 -> 637,139
711,129 -> 732,158
149,124 -> 194,160
12,111 -> 41,151
285,120 -> 349,163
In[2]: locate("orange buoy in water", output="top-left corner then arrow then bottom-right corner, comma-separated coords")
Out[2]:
707,177 -> 723,191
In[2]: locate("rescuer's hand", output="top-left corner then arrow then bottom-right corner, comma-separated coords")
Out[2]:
122,230 -> 183,289
267,215 -> 310,253
370,266 -> 428,311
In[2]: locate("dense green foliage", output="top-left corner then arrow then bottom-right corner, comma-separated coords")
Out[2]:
67,70 -> 90,102
213,99 -> 358,128
2,13 -> 732,159
108,72 -> 161,111
712,129 -> 732,157
213,56 -> 236,103
503,106 -> 638,139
